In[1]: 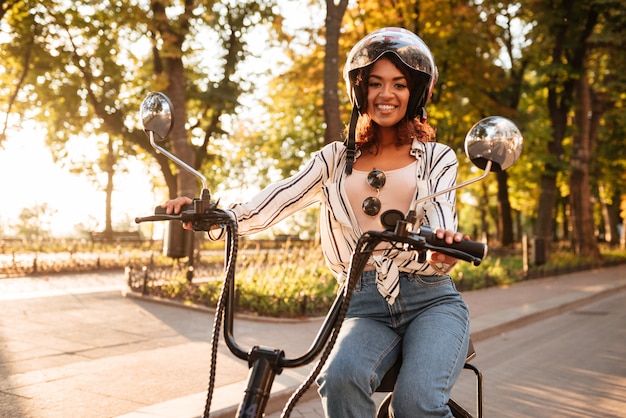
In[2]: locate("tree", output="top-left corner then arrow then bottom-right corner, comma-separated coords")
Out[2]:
323,0 -> 349,145
524,0 -> 626,260
16,203 -> 56,240
0,0 -> 277,232
569,72 -> 600,257
587,3 -> 626,247
524,0 -> 597,261
236,0 -> 349,178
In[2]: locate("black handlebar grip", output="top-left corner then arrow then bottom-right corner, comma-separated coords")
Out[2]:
420,226 -> 488,260
153,204 -> 194,215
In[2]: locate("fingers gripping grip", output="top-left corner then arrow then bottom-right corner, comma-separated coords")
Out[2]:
419,226 -> 488,261
153,204 -> 194,215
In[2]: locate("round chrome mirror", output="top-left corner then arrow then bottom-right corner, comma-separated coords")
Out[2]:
140,92 -> 173,142
464,116 -> 523,171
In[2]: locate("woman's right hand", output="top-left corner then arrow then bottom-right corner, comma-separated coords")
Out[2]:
161,196 -> 193,214
161,196 -> 194,229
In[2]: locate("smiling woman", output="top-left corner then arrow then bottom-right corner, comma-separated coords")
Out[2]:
0,125 -> 159,238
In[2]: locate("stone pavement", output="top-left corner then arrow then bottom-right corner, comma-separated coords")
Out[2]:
1,265 -> 625,418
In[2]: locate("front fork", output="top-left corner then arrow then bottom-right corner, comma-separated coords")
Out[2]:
236,346 -> 285,418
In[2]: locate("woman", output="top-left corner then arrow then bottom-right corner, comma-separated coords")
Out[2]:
163,27 -> 469,418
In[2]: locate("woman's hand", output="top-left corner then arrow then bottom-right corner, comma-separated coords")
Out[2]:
161,196 -> 193,214
161,196 -> 193,230
426,228 -> 469,271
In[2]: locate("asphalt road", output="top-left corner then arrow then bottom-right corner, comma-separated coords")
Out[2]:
449,291 -> 626,418
0,274 -> 324,418
266,289 -> 626,418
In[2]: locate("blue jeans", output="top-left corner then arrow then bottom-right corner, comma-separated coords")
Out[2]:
316,270 -> 470,418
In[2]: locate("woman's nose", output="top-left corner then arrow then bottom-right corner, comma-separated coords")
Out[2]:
379,84 -> 393,97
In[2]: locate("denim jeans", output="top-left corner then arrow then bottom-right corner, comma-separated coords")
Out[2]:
316,270 -> 470,418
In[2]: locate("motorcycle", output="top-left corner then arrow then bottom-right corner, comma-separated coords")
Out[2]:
135,92 -> 523,418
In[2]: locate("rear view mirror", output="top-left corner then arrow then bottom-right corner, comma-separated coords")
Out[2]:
140,92 -> 173,142
465,116 -> 523,172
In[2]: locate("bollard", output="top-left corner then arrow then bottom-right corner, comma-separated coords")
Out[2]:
532,236 -> 546,266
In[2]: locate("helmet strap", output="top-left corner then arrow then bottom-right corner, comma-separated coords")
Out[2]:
344,105 -> 359,175
419,107 -> 428,123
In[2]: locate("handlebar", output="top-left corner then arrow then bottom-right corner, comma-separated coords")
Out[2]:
136,200 -> 487,361
135,201 -> 487,416
137,205 -> 487,267
136,204 -> 198,223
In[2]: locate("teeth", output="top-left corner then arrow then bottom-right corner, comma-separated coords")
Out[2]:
378,105 -> 395,111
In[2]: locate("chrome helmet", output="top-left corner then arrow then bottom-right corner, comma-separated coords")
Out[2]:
344,27 -> 438,120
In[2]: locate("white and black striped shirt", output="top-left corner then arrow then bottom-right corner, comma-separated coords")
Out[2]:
229,140 -> 458,284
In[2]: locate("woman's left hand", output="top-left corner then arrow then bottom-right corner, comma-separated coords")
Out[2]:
426,228 -> 469,266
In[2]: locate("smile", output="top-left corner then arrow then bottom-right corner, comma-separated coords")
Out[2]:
376,104 -> 397,111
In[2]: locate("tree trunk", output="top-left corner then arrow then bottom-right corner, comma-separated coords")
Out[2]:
590,87 -> 614,245
167,60 -> 196,198
569,73 -> 599,258
534,2 -> 597,262
323,0 -> 349,145
151,0 -> 196,198
497,170 -> 515,246
480,181 -> 490,243
151,0 -> 196,262
104,136 -> 114,234
598,183 -> 620,245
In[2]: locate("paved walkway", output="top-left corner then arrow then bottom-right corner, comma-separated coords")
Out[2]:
126,264 -> 626,418
1,265 -> 625,418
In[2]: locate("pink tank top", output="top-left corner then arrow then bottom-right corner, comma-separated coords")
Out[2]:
346,161 -> 418,232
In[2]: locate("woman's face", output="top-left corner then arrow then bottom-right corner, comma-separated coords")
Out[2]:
365,58 -> 410,128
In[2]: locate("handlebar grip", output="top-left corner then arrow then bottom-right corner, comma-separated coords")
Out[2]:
420,226 -> 488,260
153,203 -> 194,215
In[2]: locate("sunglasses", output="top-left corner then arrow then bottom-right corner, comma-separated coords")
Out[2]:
362,168 -> 386,216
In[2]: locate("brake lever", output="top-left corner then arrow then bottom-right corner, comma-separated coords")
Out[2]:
369,226 -> 487,266
134,206 -> 196,224
419,244 -> 483,266
134,188 -> 230,232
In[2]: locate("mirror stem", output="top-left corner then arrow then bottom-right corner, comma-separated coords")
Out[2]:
149,132 -> 209,191
408,160 -> 492,214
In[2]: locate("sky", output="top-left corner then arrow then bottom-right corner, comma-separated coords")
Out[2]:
0,124 -> 159,237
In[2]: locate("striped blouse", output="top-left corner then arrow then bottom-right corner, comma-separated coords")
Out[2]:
228,140 -> 458,285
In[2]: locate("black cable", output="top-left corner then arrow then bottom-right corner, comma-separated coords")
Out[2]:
203,217 -> 238,418
279,233 -> 380,417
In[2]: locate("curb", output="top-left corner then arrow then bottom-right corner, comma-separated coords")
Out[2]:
469,280 -> 626,342
121,287 -> 326,324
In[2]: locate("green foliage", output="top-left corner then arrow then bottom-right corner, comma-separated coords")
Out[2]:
452,255 -> 523,290
233,244 -> 337,316
137,240 -> 626,317
15,203 -> 56,239
138,242 -> 338,317
2,0 -> 626,265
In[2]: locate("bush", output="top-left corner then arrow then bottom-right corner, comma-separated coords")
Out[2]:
6,237 -> 626,317
130,242 -> 339,318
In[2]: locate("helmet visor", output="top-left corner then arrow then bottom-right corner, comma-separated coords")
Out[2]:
345,28 -> 436,78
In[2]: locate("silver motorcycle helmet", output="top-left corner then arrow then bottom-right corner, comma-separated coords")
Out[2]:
344,27 -> 438,121
342,28 -> 439,174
